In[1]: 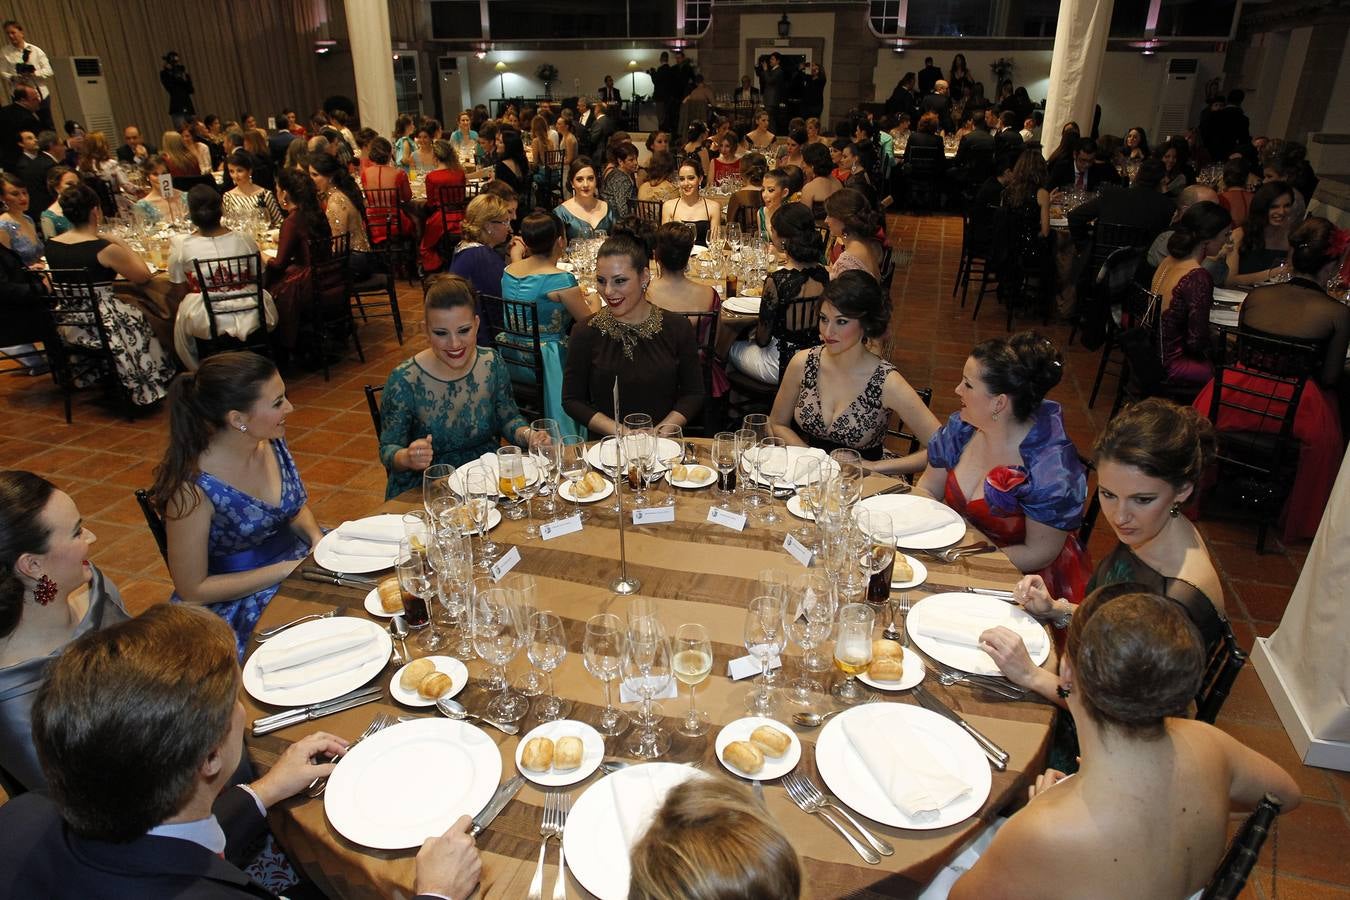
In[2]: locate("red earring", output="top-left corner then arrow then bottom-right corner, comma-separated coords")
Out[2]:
34,574 -> 58,606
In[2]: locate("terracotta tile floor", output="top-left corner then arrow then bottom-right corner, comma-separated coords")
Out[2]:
2,213 -> 1345,897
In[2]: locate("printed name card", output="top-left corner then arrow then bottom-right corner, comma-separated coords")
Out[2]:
707,506 -> 747,531
727,654 -> 784,681
633,505 -> 676,525
783,533 -> 814,567
489,546 -> 521,581
539,514 -> 582,541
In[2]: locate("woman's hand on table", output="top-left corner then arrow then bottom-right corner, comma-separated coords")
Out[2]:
978,626 -> 1043,688
415,814 -> 482,900
397,435 -> 435,472
1012,575 -> 1057,617
248,731 -> 349,809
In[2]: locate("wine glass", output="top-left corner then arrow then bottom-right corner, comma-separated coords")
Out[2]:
654,423 -> 684,505
506,573 -> 542,697
833,603 -> 875,704
673,623 -> 713,737
423,464 -> 456,522
623,615 -> 673,759
402,510 -> 432,548
856,508 -> 897,609
559,434 -> 591,522
396,540 -> 442,652
463,465 -> 499,569
496,446 -> 528,521
737,424 -> 764,509
596,435 -> 627,513
583,613 -> 630,737
470,585 -> 529,722
752,437 -> 788,525
829,448 -> 864,510
786,573 -> 837,703
743,594 -> 786,715
528,610 -> 572,721
430,522 -> 476,659
530,418 -> 562,520
620,424 -> 655,507
712,431 -> 738,502
791,456 -> 824,549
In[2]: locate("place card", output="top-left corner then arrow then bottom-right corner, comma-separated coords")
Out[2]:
783,533 -> 814,567
539,514 -> 582,541
619,679 -> 679,703
727,654 -> 783,681
489,546 -> 521,582
633,505 -> 675,525
707,506 -> 747,531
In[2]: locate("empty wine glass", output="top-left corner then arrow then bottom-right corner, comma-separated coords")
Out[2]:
792,457 -> 824,549
624,615 -> 673,759
829,448 -> 864,510
752,437 -> 788,524
786,573 -> 837,703
673,623 -> 713,737
463,465 -> 499,569
583,613 -> 630,737
712,431 -> 738,502
734,427 -> 758,509
559,434 -> 592,522
430,523 -> 476,659
743,594 -> 786,715
530,418 -> 562,520
470,585 -> 529,722
833,603 -> 875,704
507,574 -> 542,697
654,423 -> 684,505
496,446 -> 528,521
597,435 -> 627,512
528,610 -> 571,721
423,464 -> 456,522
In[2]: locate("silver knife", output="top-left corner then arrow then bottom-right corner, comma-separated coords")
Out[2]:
302,571 -> 378,590
913,685 -> 1009,770
302,565 -> 377,586
470,774 -> 525,836
252,686 -> 384,736
966,587 -> 1016,602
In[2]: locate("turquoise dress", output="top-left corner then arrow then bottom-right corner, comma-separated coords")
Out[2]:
553,202 -> 614,241
379,348 -> 529,499
499,269 -> 581,436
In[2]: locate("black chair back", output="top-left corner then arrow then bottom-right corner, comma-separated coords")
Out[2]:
1078,454 -> 1102,547
1081,245 -> 1144,352
541,149 -> 566,208
429,182 -> 469,260
1195,616 -> 1248,724
479,293 -> 546,421
1086,221 -> 1149,277
172,173 -> 218,194
364,384 -> 383,437
134,488 -> 169,563
634,199 -> 663,226
1201,793 -> 1282,899
363,186 -> 409,243
192,252 -> 270,359
886,386 -> 933,456
305,233 -> 362,380
45,270 -> 131,422
773,275 -> 829,377
730,193 -> 763,233
682,308 -> 721,435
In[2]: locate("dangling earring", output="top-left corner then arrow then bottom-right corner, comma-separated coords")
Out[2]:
1170,502 -> 1181,518
1056,683 -> 1071,700
34,574 -> 58,606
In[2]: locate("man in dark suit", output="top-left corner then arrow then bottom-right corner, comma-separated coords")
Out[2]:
17,128 -> 59,212
993,110 -> 1025,159
116,124 -> 156,164
918,57 -> 943,95
267,109 -> 298,169
919,80 -> 952,134
761,52 -> 786,133
590,102 -> 619,155
597,75 -> 621,103
1067,157 -> 1177,246
885,72 -> 918,121
0,605 -> 481,900
0,83 -> 40,170
1049,138 -> 1119,191
951,112 -> 995,193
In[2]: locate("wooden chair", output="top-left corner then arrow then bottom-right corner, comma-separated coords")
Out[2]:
479,293 -> 546,421
884,386 -> 933,456
348,214 -> 405,345
308,233 -> 364,381
634,199 -> 663,227
954,203 -> 999,311
45,270 -> 134,423
364,384 -> 383,437
192,252 -> 271,363
134,488 -> 168,564
539,149 -> 566,209
682,308 -> 723,435
427,182 -> 469,267
1195,617 -> 1248,724
363,186 -> 417,283
1201,793 -> 1282,899
725,288 -> 825,420
1070,221 -> 1149,345
902,143 -> 945,211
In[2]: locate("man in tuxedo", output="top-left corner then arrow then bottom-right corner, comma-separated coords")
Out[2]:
266,110 -> 297,168
597,75 -> 621,103
0,604 -> 482,900
761,52 -> 786,133
653,51 -> 679,132
590,102 -> 619,156
116,124 -> 156,164
993,110 -> 1024,159
0,83 -> 41,170
919,80 -> 952,134
1049,138 -> 1119,191
951,112 -> 995,192
734,74 -> 760,103
18,129 -> 59,212
885,72 -> 918,121
918,57 -> 943,95
1068,157 -> 1177,247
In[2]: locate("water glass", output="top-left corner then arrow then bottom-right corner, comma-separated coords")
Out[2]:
462,465 -> 499,568
787,573 -> 837,702
596,435 -> 627,512
559,434 -> 591,522
530,418 -> 562,519
583,613 -> 630,737
712,431 -> 738,501
623,615 -> 672,758
743,594 -> 786,715
752,437 -> 788,524
528,611 -> 571,721
422,464 -> 456,522
654,423 -> 684,505
470,585 -> 528,722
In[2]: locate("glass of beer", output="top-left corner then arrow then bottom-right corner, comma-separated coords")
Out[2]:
832,603 -> 875,703
496,446 -> 529,520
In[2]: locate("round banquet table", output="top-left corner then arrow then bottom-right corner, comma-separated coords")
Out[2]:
242,464 -> 1057,899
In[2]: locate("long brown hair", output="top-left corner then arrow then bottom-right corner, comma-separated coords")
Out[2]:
149,351 -> 278,517
1004,150 -> 1048,209
0,470 -> 57,638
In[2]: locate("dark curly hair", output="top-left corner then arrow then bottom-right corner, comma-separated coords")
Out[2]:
969,331 -> 1064,421
0,471 -> 57,639
1092,398 -> 1216,490
770,202 -> 823,264
823,269 -> 889,340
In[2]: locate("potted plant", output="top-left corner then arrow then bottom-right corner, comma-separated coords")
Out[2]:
537,63 -> 559,99
990,57 -> 1014,85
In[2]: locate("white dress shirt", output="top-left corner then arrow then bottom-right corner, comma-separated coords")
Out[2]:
1,42 -> 52,99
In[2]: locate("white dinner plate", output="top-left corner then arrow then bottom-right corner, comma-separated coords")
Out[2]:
558,477 -> 614,503
665,465 -> 717,489
363,584 -> 398,618
907,592 -> 1050,676
855,494 -> 968,550
857,645 -> 926,691
816,704 -> 991,830
242,618 -> 391,707
786,495 -> 814,520
690,244 -> 709,256
740,445 -> 837,487
324,718 -> 502,849
722,296 -> 761,316
714,717 -> 801,780
585,437 -> 682,472
513,720 -> 604,786
448,456 -> 542,497
563,763 -> 708,900
389,656 -> 469,707
890,553 -> 928,589
314,513 -> 406,574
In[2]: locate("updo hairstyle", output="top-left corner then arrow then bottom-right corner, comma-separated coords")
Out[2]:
1166,201 -> 1231,259
598,224 -> 651,273
823,269 -> 889,340
424,273 -> 478,314
969,331 -> 1064,421
740,152 -> 768,186
1092,398 -> 1216,490
769,202 -> 823,264
824,188 -> 882,238
56,182 -> 100,226
519,211 -> 565,258
0,471 -> 57,638
186,184 -> 222,230
1289,216 -> 1340,276
654,221 -> 695,273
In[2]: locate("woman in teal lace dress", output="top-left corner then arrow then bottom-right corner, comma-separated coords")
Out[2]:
150,352 -> 322,658
379,275 -> 530,499
499,212 -> 593,437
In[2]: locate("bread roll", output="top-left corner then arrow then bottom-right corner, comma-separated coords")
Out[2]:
417,671 -> 453,699
572,478 -> 593,499
553,736 -> 584,771
521,737 -> 554,771
892,555 -> 913,582
872,639 -> 903,660
671,463 -> 689,482
749,725 -> 791,757
378,577 -> 404,613
722,740 -> 764,774
584,471 -> 607,493
399,658 -> 436,691
689,466 -> 711,481
868,656 -> 904,682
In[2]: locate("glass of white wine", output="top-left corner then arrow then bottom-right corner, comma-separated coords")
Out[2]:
832,603 -> 875,704
673,623 -> 713,737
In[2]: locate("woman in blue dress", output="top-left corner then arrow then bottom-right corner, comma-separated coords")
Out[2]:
553,156 -> 614,241
499,211 -> 594,436
379,275 -> 531,499
0,174 -> 43,265
150,352 -> 322,658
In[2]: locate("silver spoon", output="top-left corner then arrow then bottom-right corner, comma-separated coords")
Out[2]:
390,615 -> 410,664
435,697 -> 521,735
792,708 -> 850,728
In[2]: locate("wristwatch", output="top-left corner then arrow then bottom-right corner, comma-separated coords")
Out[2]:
1050,600 -> 1074,630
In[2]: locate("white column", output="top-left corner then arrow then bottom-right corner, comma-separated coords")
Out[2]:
344,0 -> 398,135
1042,0 -> 1115,151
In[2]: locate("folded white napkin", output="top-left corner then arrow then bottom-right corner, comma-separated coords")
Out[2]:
611,768 -> 661,848
843,709 -> 972,818
260,647 -> 387,690
338,518 -> 404,544
255,624 -> 374,674
887,506 -> 956,538
332,537 -> 401,558
916,611 -> 1047,655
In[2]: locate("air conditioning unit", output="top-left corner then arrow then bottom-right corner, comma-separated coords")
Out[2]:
1154,57 -> 1199,143
51,57 -> 115,140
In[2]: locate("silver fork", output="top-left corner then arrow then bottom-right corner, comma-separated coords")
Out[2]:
788,773 -> 894,858
782,772 -> 880,864
551,792 -> 571,900
528,793 -> 561,900
255,608 -> 342,641
884,592 -> 910,643
922,653 -> 1026,699
307,712 -> 391,797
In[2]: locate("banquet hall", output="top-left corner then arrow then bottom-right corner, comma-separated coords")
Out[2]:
1,1 -> 1349,898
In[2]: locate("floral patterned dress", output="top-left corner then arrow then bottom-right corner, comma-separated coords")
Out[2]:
174,439 -> 311,658
792,347 -> 894,460
928,401 -> 1091,603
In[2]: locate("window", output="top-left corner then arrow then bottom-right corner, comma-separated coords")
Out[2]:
869,0 -> 903,37
683,0 -> 711,38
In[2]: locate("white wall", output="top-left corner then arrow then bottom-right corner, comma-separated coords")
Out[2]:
873,48 -> 1225,141
1322,34 -> 1350,134
459,49 -> 668,112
